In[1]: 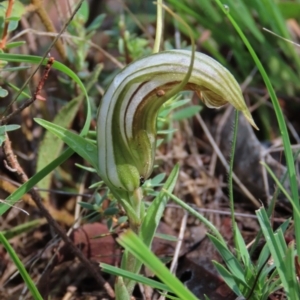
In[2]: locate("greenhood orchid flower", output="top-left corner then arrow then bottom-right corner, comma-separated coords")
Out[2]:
97,49 -> 258,192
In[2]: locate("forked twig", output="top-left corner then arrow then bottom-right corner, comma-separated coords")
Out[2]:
2,125 -> 115,299
1,0 -> 84,120
1,1 -> 115,297
1,56 -> 54,124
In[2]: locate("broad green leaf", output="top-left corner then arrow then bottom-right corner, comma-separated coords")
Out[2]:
36,96 -> 84,199
172,105 -> 202,120
256,207 -> 291,293
283,243 -> 300,298
76,0 -> 89,23
34,119 -> 98,171
5,41 -> 26,49
0,53 -> 91,217
208,234 -> 246,285
0,1 -> 25,33
212,261 -> 243,297
114,275 -> 131,300
0,86 -> 8,97
0,124 -> 20,134
0,1 -> 25,19
234,223 -> 251,268
86,14 -> 106,33
140,164 -> 179,248
36,65 -> 101,200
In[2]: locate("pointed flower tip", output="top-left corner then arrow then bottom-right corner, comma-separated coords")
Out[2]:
243,111 -> 259,131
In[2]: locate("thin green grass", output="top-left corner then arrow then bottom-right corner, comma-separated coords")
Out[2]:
0,53 -> 90,215
0,233 -> 42,300
1,1 -> 299,299
213,0 -> 300,257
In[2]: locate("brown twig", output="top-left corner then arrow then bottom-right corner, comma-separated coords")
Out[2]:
1,0 -> 84,122
1,56 -> 54,125
2,134 -> 115,299
30,0 -> 66,60
1,54 -> 115,300
0,0 -> 14,50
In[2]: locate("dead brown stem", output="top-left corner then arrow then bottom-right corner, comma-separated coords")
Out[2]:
1,56 -> 54,124
1,0 -> 83,123
2,132 -> 115,299
31,0 -> 66,60
0,0 -> 14,49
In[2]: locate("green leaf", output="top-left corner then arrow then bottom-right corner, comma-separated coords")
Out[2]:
104,207 -> 119,216
117,230 -> 198,300
36,64 -> 102,200
0,232 -> 42,299
5,82 -> 30,100
148,172 -> 166,186
0,125 -> 20,145
3,219 -> 43,240
256,207 -> 295,294
212,261 -> 243,297
283,243 -> 300,298
101,263 -> 173,292
154,233 -> 178,242
86,14 -> 106,33
0,53 -> 93,217
36,97 -> 86,199
162,188 -> 225,243
172,105 -> 202,120
34,119 -> 98,171
234,223 -> 251,268
140,164 -> 179,248
5,41 -> 26,49
0,86 -> 8,97
0,148 -> 74,216
76,0 -> 89,22
0,1 -> 25,19
208,234 -> 246,285
6,16 -> 20,21
0,124 -> 20,134
1,66 -> 31,72
78,202 -> 95,210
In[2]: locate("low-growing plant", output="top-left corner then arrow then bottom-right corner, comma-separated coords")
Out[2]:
0,0 -> 299,299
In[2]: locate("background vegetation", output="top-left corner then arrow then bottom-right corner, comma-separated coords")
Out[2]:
0,0 -> 300,299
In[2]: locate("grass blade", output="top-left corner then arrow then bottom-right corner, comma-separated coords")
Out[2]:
0,232 -> 42,299
118,230 -> 198,300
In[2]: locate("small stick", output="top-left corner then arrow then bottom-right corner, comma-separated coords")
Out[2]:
1,56 -> 54,124
2,133 -> 115,299
0,0 -> 84,121
2,57 -> 115,300
30,0 -> 66,60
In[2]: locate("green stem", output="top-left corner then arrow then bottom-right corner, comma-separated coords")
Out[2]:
0,232 -> 42,299
228,109 -> 240,260
116,188 -> 144,298
129,188 -> 143,232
